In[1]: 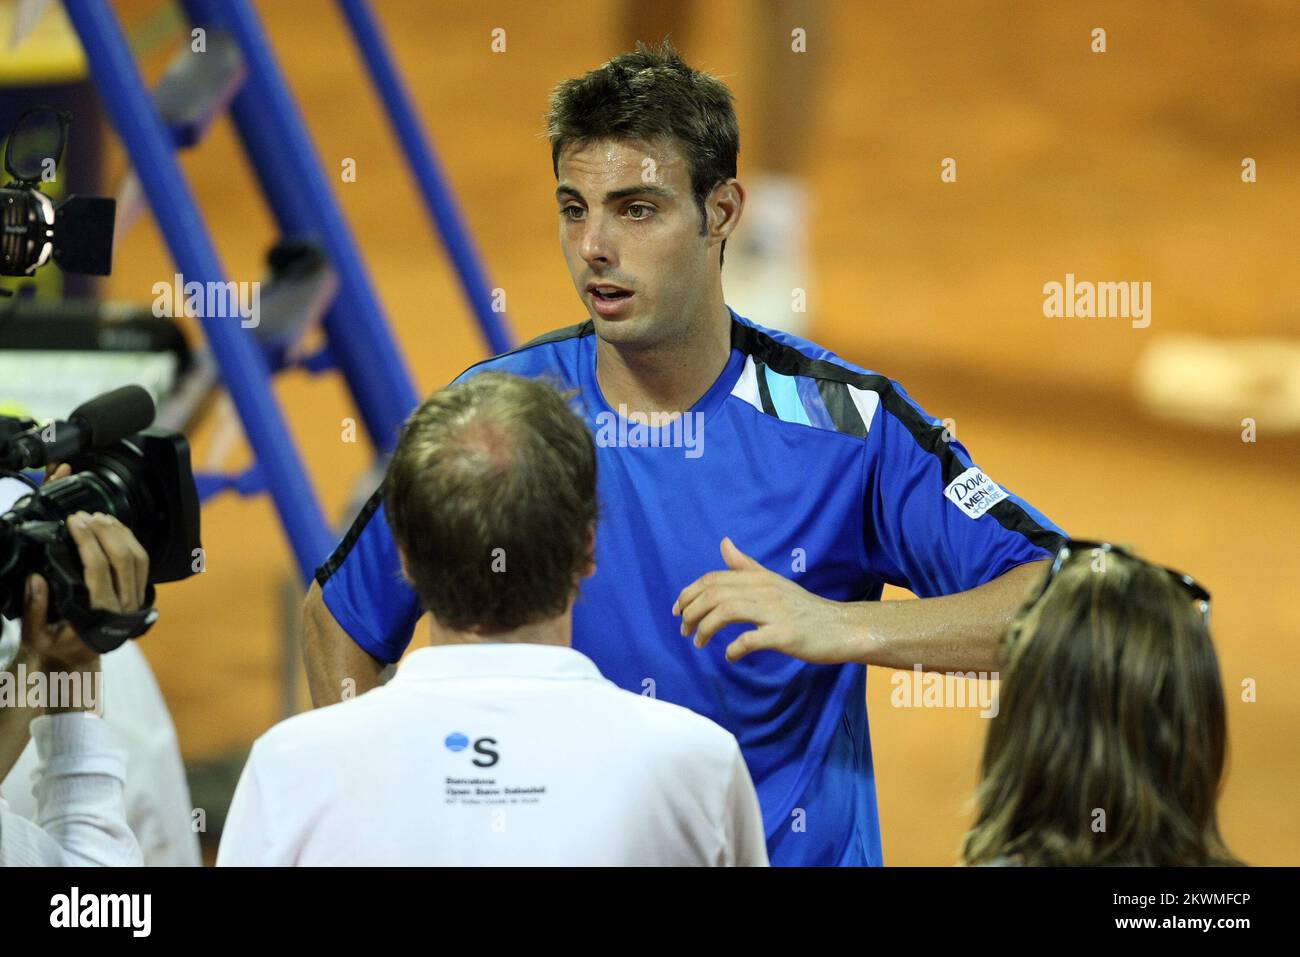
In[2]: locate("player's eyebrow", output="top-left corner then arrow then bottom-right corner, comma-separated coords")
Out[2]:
556,183 -> 674,204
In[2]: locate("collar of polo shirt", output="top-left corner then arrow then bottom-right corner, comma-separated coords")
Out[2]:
392,643 -> 606,684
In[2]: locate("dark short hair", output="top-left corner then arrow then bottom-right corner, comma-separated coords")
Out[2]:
545,39 -> 740,265
382,373 -> 597,635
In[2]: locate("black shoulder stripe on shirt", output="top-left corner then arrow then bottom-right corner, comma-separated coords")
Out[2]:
731,320 -> 1065,554
452,320 -> 594,383
879,386 -> 1065,554
731,321 -> 895,393
316,321 -> 595,588
752,358 -> 778,416
314,485 -> 385,586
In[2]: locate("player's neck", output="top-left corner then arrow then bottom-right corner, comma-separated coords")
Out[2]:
596,306 -> 732,418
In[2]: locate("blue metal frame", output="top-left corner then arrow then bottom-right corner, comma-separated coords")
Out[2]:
62,0 -> 335,584
337,0 -> 514,356
181,0 -> 421,457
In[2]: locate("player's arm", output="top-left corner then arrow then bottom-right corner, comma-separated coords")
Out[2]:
833,557 -> 1047,672
302,490 -> 421,708
675,539 -> 1045,672
301,580 -> 387,707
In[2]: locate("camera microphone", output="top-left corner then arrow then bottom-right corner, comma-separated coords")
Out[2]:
0,385 -> 156,469
68,385 -> 157,447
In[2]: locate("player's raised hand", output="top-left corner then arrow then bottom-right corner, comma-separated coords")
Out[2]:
672,537 -> 858,664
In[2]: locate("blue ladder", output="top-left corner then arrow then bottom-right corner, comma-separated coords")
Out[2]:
338,0 -> 514,356
60,0 -> 501,583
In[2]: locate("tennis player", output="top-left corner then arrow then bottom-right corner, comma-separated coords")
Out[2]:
303,41 -> 1067,866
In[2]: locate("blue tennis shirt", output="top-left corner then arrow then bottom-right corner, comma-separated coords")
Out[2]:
315,307 -> 1067,866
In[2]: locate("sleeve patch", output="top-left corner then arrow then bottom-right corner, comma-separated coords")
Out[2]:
944,467 -> 1008,520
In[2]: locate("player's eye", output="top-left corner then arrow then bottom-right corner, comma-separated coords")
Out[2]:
561,205 -> 585,221
625,203 -> 655,220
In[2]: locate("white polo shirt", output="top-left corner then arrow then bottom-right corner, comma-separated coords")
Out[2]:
217,642 -> 769,866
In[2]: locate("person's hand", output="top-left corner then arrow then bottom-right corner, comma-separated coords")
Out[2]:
44,462 -> 72,485
22,512 -> 149,672
672,537 -> 859,664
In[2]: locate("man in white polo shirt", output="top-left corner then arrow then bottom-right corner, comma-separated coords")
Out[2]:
218,372 -> 767,866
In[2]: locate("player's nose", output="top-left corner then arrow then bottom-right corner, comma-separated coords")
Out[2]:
578,214 -> 616,266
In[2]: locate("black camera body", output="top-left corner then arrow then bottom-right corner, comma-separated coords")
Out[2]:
0,397 -> 203,653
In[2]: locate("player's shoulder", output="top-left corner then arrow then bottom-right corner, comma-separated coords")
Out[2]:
450,320 -> 593,387
726,308 -> 923,441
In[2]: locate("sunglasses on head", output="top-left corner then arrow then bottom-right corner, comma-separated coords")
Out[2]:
1030,538 -> 1211,626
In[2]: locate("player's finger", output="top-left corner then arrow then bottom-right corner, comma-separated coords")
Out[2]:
672,571 -> 721,617
693,597 -> 764,649
676,579 -> 735,637
725,626 -> 783,663
720,537 -> 763,571
67,512 -> 121,613
672,568 -> 763,618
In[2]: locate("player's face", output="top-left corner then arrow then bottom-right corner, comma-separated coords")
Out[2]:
556,136 -> 716,349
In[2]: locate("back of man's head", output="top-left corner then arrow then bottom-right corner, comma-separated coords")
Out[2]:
383,372 -> 597,636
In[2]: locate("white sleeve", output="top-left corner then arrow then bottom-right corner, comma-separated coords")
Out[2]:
216,745 -> 277,866
721,741 -> 769,867
2,643 -> 202,867
0,712 -> 142,867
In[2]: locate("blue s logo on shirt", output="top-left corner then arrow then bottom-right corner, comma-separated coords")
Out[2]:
445,732 -> 500,767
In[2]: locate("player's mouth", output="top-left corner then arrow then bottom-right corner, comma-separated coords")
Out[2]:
587,282 -> 635,317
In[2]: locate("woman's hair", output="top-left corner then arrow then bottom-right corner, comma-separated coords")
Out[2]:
961,548 -> 1240,866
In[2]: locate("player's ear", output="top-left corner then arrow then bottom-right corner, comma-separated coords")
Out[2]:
706,178 -> 744,244
396,543 -> 412,585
